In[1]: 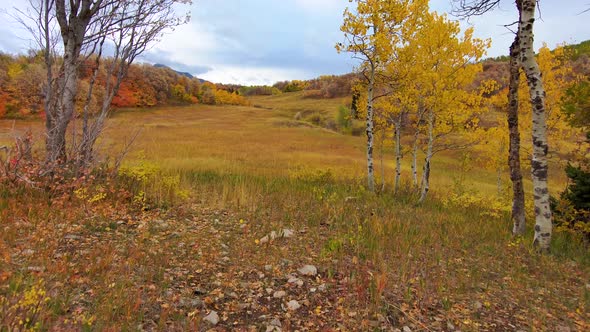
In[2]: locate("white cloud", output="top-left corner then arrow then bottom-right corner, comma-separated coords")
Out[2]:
0,0 -> 589,86
199,65 -> 311,86
150,20 -> 244,66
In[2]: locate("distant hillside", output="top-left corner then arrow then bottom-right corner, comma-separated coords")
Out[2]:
565,39 -> 590,60
0,53 -> 249,119
485,39 -> 590,62
475,39 -> 590,90
153,63 -> 208,83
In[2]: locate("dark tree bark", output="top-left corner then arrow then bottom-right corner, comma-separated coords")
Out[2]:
508,32 -> 526,236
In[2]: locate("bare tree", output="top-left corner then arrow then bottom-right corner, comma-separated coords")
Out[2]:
14,0 -> 61,163
17,0 -> 190,167
77,0 -> 190,167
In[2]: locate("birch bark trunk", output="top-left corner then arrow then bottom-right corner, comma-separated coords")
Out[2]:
394,114 -> 402,193
366,61 -> 376,192
411,106 -> 426,188
419,109 -> 434,203
519,0 -> 552,251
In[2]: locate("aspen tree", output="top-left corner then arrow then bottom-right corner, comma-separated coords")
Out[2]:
338,0 -> 428,192
410,13 -> 489,202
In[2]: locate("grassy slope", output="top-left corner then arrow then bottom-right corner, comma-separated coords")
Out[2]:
0,94 -> 589,330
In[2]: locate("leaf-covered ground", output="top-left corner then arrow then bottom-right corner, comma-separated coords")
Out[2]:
2,192 -> 589,331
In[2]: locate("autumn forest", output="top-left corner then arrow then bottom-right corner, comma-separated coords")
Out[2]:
0,0 -> 589,330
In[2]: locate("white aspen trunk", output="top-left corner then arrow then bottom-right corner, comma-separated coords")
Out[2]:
497,166 -> 502,197
412,136 -> 418,187
366,61 -> 376,192
519,0 -> 552,252
419,109 -> 434,203
380,130 -> 385,191
412,106 -> 425,188
508,33 -> 526,236
497,139 -> 505,197
394,116 -> 402,193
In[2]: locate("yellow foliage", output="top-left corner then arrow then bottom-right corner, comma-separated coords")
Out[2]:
118,160 -> 190,207
0,279 -> 50,331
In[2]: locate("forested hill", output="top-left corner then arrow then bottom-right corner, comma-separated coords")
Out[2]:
477,39 -> 590,88
153,63 -> 210,83
0,54 -> 249,119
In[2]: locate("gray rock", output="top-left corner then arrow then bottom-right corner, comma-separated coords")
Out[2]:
27,266 -> 45,272
203,311 -> 219,325
287,276 -> 304,287
237,303 -> 250,310
280,229 -> 295,238
273,290 -> 286,298
260,229 -> 295,244
286,300 -> 300,311
259,231 -> 276,244
298,265 -> 317,276
266,317 -> 283,332
178,298 -> 203,309
269,318 -> 282,327
403,326 -> 412,332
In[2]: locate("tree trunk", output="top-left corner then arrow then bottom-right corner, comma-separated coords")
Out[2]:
45,0 -> 96,164
412,106 -> 425,188
508,34 -> 527,236
519,0 -> 552,252
366,61 -> 376,192
412,135 -> 418,187
380,130 -> 385,191
42,0 -> 57,164
394,115 -> 402,193
53,42 -> 80,162
419,109 -> 434,203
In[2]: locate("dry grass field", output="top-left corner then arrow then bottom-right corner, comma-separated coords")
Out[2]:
0,94 -> 589,330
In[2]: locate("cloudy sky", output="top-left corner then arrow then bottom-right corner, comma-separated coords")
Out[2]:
0,0 -> 589,85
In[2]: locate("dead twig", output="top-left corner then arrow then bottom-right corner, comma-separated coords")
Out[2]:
112,128 -> 142,174
383,300 -> 434,332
